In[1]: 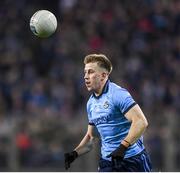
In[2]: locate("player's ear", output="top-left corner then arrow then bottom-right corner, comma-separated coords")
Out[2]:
101,72 -> 108,79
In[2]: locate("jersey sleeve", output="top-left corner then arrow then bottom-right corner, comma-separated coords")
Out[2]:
86,100 -> 95,126
113,87 -> 137,115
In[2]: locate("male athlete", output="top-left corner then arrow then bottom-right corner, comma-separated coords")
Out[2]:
64,54 -> 152,171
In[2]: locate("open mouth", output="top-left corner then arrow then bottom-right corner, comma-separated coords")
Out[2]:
85,81 -> 91,86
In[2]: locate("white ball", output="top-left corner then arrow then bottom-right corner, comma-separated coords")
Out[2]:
30,10 -> 57,38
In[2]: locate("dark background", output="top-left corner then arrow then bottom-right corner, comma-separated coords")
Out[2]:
0,0 -> 179,171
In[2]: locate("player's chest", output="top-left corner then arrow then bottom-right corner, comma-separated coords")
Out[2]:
89,99 -> 115,119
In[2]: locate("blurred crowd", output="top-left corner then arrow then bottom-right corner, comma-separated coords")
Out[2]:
0,0 -> 180,171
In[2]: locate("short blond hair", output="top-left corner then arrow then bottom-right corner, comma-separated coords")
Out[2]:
84,54 -> 113,73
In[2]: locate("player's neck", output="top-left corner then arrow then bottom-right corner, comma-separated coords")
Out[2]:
94,79 -> 108,97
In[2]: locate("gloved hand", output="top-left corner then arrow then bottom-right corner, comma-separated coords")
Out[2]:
107,144 -> 127,167
64,151 -> 78,170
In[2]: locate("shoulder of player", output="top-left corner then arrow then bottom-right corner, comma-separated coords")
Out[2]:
109,82 -> 132,105
109,81 -> 127,93
86,94 -> 94,109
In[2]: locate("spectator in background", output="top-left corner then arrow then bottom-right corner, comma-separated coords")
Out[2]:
0,0 -> 179,171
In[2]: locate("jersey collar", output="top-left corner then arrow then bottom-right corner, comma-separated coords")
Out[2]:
93,79 -> 110,99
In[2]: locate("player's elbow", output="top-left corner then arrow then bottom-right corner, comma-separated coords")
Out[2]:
137,117 -> 148,131
143,118 -> 148,130
134,115 -> 148,130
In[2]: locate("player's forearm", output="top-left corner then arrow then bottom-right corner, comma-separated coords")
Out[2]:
74,135 -> 94,156
124,118 -> 148,145
75,140 -> 93,156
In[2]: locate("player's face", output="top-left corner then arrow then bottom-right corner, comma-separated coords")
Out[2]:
84,62 -> 106,93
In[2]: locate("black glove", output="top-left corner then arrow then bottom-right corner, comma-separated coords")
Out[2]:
107,144 -> 127,167
64,151 -> 78,170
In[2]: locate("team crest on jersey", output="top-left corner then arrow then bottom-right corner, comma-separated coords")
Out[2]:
103,101 -> 109,109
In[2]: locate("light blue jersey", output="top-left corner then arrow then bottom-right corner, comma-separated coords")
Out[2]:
87,80 -> 145,160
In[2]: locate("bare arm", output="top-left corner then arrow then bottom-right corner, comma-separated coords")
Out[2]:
122,104 -> 148,146
64,125 -> 97,170
74,125 -> 97,156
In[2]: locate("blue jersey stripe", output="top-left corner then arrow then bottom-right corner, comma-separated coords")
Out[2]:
89,122 -> 95,126
122,102 -> 137,115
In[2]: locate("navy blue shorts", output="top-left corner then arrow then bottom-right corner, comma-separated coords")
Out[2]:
98,150 -> 152,172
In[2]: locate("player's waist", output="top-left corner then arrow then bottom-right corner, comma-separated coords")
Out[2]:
124,145 -> 145,158
99,148 -> 146,164
101,141 -> 145,160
